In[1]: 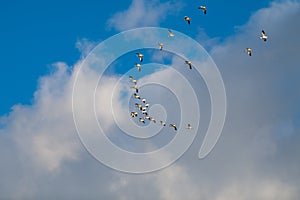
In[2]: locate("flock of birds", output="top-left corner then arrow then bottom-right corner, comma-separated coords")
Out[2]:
246,30 -> 268,56
129,71 -> 192,132
127,4 -> 268,132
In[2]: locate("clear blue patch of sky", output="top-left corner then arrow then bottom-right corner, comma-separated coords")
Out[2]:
0,0 -> 272,115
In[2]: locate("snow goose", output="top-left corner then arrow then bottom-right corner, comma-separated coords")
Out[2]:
245,48 -> 252,56
184,16 -> 191,24
260,30 -> 268,42
185,60 -> 192,69
135,63 -> 141,71
168,29 -> 175,37
198,6 -> 207,14
170,123 -> 177,131
129,76 -> 137,85
160,121 -> 166,126
139,118 -> 145,123
130,85 -> 138,93
131,112 -> 138,117
134,93 -> 140,99
186,124 -> 192,129
150,118 -> 156,123
136,53 -> 144,62
158,43 -> 163,51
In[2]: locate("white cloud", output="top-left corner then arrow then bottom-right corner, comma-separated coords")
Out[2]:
4,62 -> 81,173
215,179 -> 297,200
107,0 -> 183,31
75,38 -> 98,58
196,27 -> 220,50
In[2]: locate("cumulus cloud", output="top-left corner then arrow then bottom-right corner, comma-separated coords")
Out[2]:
75,38 -> 98,58
107,0 -> 183,31
3,62 -> 81,173
0,0 -> 300,199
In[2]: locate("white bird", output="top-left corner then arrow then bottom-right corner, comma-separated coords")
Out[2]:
135,103 -> 142,109
168,29 -> 175,37
145,103 -> 150,108
130,85 -> 138,93
136,53 -> 144,62
198,5 -> 207,14
245,48 -> 252,56
145,115 -> 151,120
131,111 -> 138,117
260,30 -> 268,42
142,98 -> 146,103
135,63 -> 141,71
170,123 -> 177,131
186,124 -> 192,129
141,107 -> 147,111
150,118 -> 156,123
129,76 -> 137,85
139,118 -> 145,123
134,93 -> 140,99
160,121 -> 166,126
185,60 -> 192,69
142,110 -> 147,114
184,16 -> 192,24
158,43 -> 163,51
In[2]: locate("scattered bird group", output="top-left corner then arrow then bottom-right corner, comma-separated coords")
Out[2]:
246,30 -> 268,56
128,47 -> 192,132
125,3 -> 269,135
127,30 -> 197,132
183,3 -> 268,57
128,73 -> 191,132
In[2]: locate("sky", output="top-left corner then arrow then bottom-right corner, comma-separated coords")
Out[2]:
0,0 -> 300,199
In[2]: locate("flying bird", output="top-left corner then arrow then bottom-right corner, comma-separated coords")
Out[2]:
135,63 -> 141,71
129,76 -> 137,85
185,60 -> 192,69
245,48 -> 252,56
136,53 -> 144,62
186,124 -> 192,129
131,111 -> 138,117
198,6 -> 207,14
260,30 -> 268,42
168,29 -> 175,37
142,98 -> 146,103
170,123 -> 177,131
184,16 -> 191,24
150,118 -> 156,123
160,121 -> 166,126
134,93 -> 140,99
145,103 -> 150,108
135,103 -> 142,109
139,118 -> 145,123
158,43 -> 163,51
130,85 -> 138,93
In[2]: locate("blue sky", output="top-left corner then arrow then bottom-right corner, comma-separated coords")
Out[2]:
0,0 -> 300,199
0,0 -> 272,115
